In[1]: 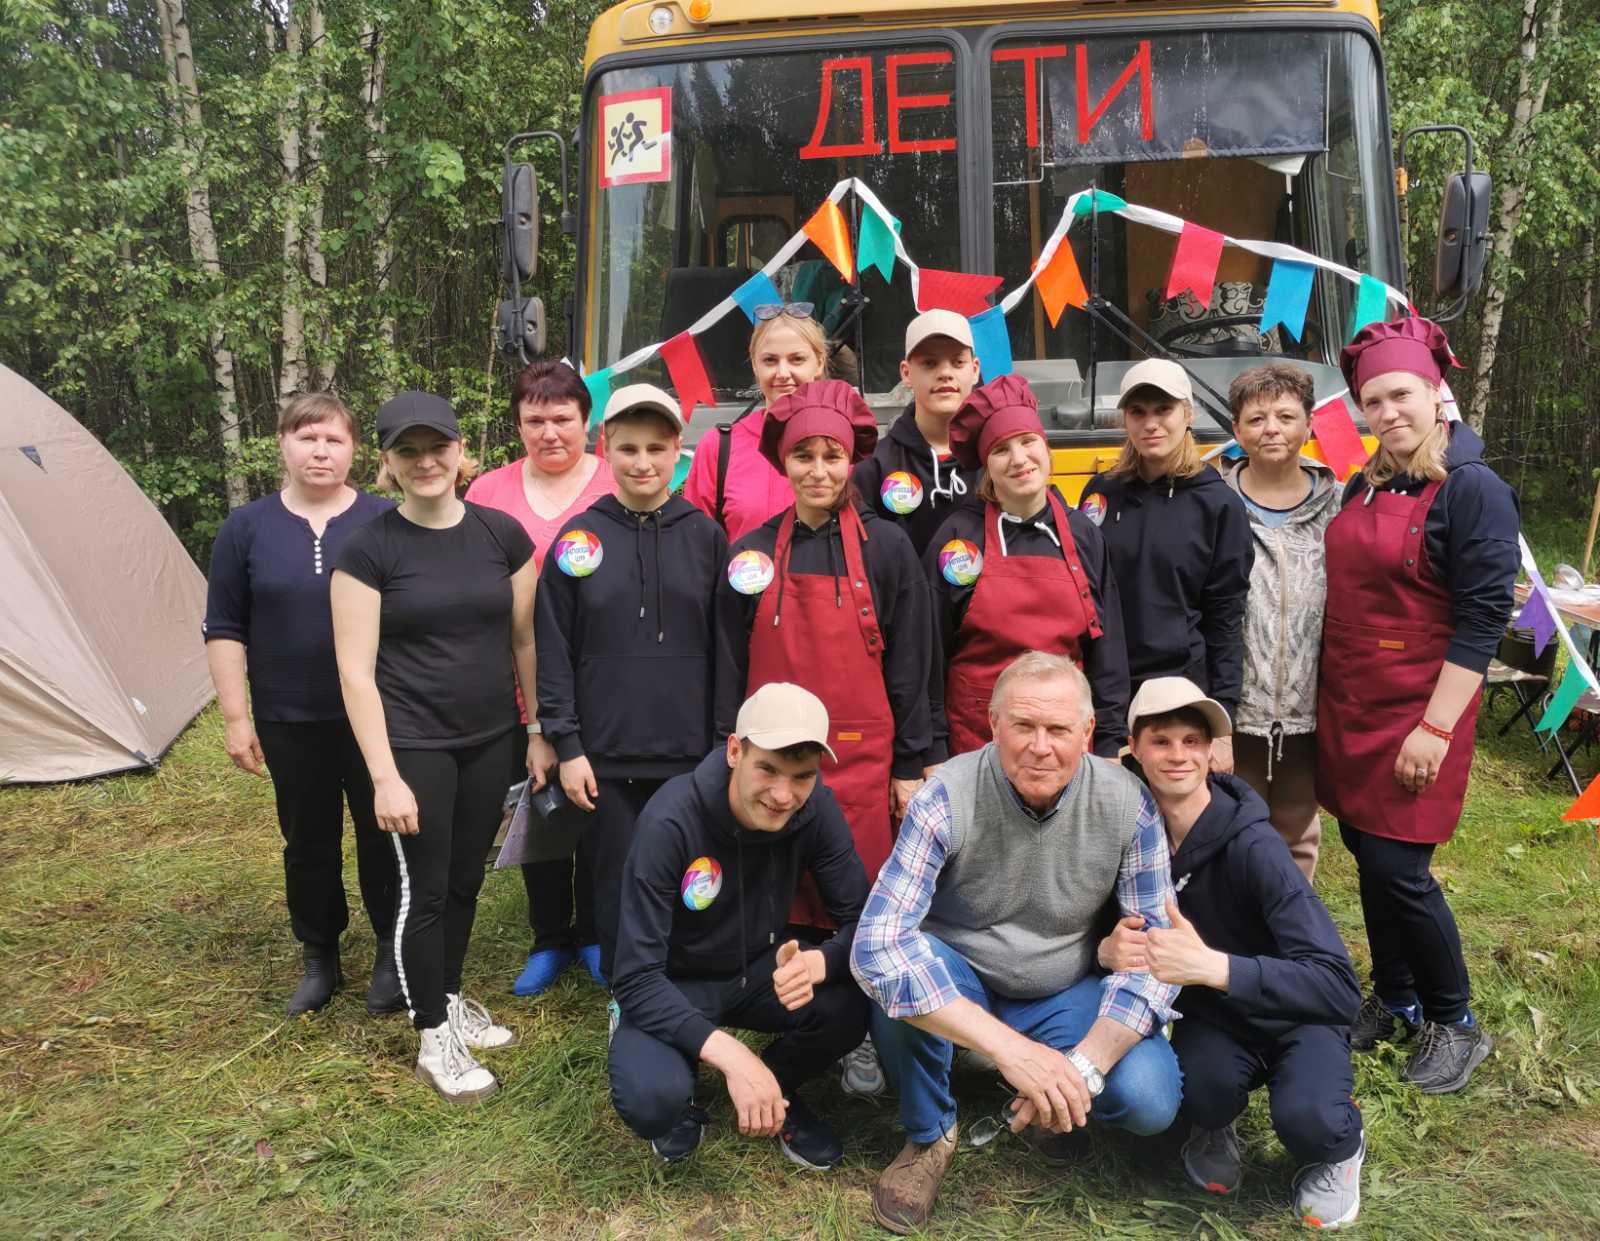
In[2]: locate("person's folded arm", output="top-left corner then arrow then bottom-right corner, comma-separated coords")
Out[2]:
1098,788 -> 1182,1039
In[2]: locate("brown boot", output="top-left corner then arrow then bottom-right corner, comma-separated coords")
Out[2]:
871,1126 -> 958,1235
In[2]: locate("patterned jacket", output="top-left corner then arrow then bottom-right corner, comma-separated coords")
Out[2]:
1220,458 -> 1339,738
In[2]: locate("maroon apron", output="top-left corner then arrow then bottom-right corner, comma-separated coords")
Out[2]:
1315,480 -> 1481,844
945,492 -> 1103,756
749,505 -> 896,926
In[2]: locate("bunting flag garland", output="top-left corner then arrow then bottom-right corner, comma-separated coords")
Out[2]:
1072,189 -> 1127,216
916,269 -> 1004,317
968,305 -> 1013,380
1260,259 -> 1316,342
1035,237 -> 1089,326
802,199 -> 854,281
583,368 -> 613,429
1515,587 -> 1558,658
1563,770 -> 1600,821
730,271 -> 783,324
656,332 -> 714,424
1350,274 -> 1389,338
1536,661 -> 1588,735
858,204 -> 901,283
1165,221 -> 1227,307
1309,396 -> 1368,482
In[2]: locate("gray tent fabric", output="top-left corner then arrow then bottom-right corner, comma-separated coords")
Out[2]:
0,366 -> 213,782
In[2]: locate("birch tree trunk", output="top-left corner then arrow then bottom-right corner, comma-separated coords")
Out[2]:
1469,0 -> 1561,433
304,0 -> 334,389
362,21 -> 397,376
156,0 -> 248,508
270,1 -> 306,405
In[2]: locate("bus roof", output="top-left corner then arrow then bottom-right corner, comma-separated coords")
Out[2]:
587,0 -> 1380,67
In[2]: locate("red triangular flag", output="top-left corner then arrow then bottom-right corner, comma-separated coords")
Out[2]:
802,200 -> 854,281
657,331 -> 714,425
1035,240 -> 1088,327
1565,769 -> 1600,821
1164,221 -> 1226,307
1310,396 -> 1369,482
916,269 -> 1004,317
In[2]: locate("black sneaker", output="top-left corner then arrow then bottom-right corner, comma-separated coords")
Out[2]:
651,1104 -> 709,1165
1350,990 -> 1420,1052
1401,1020 -> 1493,1094
778,1097 -> 843,1171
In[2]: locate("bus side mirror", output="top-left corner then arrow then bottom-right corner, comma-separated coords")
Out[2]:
502,162 -> 538,284
497,295 -> 545,362
1434,170 -> 1491,300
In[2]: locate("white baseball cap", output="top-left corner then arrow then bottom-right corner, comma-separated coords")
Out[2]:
1128,676 -> 1232,739
734,682 -> 837,762
904,309 -> 975,357
1117,358 -> 1193,407
602,382 -> 685,432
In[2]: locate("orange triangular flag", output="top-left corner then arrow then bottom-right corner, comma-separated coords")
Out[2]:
1563,770 -> 1600,821
803,200 -> 854,281
1035,237 -> 1088,327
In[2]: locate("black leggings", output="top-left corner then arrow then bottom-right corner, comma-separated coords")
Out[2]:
391,729 -> 518,1031
1339,821 -> 1471,1024
256,719 -> 396,947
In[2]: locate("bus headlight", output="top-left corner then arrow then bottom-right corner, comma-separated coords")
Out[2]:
648,5 -> 674,34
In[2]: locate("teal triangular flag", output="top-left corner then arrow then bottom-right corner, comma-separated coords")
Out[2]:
1348,275 -> 1388,340
583,368 -> 613,429
1536,661 -> 1588,734
858,205 -> 900,283
1072,190 -> 1127,216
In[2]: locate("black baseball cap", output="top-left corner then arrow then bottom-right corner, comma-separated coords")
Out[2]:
376,391 -> 461,450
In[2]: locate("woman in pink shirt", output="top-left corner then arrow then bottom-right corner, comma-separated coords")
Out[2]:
682,306 -> 827,540
464,360 -> 616,997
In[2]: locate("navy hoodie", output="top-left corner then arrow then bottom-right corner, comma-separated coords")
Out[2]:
1341,421 -> 1519,675
1080,464 -> 1253,717
535,495 -> 728,778
611,749 -> 869,1056
853,404 -> 984,557
924,489 -> 1131,761
1168,774 -> 1359,1044
713,503 -> 933,779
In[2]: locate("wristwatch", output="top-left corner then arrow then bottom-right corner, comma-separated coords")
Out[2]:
1066,1048 -> 1105,1097
525,721 -> 542,735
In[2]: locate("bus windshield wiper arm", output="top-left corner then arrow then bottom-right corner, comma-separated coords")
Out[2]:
1081,296 -> 1235,434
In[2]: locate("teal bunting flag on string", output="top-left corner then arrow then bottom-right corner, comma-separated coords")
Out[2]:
731,270 -> 783,323
583,368 -> 613,428
1072,190 -> 1127,216
858,205 -> 901,283
968,306 -> 1013,380
1536,661 -> 1588,734
1260,259 -> 1315,342
1349,274 -> 1388,339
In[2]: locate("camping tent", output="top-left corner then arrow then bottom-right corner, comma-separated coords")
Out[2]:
0,365 -> 213,782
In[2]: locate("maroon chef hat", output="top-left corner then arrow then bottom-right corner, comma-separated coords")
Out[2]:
948,374 -> 1044,469
758,379 -> 879,470
1339,315 -> 1459,399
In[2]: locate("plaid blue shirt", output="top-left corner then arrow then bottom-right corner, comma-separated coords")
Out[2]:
850,764 -> 1181,1036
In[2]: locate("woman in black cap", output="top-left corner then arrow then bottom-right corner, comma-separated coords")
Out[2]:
331,392 -> 553,1103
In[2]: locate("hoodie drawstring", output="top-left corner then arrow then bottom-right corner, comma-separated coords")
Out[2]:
997,510 -> 1061,557
652,514 -> 664,643
736,829 -> 747,989
1266,720 -> 1285,783
632,511 -> 666,643
928,447 -> 967,507
827,517 -> 842,607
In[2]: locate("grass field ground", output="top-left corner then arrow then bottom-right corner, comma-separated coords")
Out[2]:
3,513 -> 1600,1239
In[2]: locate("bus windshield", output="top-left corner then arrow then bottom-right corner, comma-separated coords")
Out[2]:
584,26 -> 1393,425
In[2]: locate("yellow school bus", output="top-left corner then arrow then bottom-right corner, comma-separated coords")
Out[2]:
505,0 -> 1474,499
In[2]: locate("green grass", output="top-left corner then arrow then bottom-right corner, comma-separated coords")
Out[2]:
5,526 -> 1600,1238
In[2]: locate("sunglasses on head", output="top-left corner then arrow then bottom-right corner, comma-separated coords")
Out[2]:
752,301 -> 816,322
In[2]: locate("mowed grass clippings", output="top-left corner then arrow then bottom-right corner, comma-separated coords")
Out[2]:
6,610 -> 1600,1231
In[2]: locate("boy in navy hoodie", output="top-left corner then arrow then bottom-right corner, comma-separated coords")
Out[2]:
1110,677 -> 1365,1231
608,683 -> 870,1171
535,384 -> 727,985
852,310 -> 983,556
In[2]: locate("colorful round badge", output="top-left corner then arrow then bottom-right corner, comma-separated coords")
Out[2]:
939,538 -> 983,586
681,856 -> 723,910
554,529 -> 603,577
1079,493 -> 1107,527
880,471 -> 924,515
727,549 -> 775,595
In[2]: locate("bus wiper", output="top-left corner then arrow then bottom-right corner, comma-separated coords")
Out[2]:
1080,296 -> 1235,434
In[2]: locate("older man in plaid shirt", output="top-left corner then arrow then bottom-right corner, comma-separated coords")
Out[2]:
851,651 -> 1182,1234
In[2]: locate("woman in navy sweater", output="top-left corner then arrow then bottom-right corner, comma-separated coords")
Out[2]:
204,393 -> 397,1017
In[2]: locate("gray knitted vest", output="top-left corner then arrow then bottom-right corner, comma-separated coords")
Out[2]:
922,745 -> 1147,999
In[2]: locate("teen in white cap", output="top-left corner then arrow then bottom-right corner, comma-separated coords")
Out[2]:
1080,360 -> 1253,772
607,682 -> 870,1172
852,309 -> 984,556
533,384 -> 728,988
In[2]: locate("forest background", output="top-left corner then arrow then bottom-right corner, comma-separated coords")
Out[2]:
2,0 -> 1597,562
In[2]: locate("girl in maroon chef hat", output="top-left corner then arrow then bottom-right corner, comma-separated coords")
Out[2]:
1316,315 -> 1519,1095
713,379 -> 932,930
921,374 -> 1131,763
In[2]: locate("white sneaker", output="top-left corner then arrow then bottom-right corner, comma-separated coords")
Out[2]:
415,1021 -> 498,1103
447,993 -> 517,1050
840,1034 -> 887,1098
1294,1131 -> 1365,1230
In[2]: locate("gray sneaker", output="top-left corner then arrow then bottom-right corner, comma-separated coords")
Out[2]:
1181,1121 -> 1241,1195
840,1035 -> 886,1098
1401,1019 -> 1493,1094
1294,1131 -> 1365,1230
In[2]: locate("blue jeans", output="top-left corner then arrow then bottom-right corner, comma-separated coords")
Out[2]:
871,936 -> 1182,1144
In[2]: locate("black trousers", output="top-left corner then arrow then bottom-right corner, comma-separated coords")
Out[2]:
608,946 -> 870,1141
255,719 -> 396,947
521,824 -> 595,952
391,729 -> 518,1031
588,776 -> 669,982
1338,821 -> 1471,1024
1174,1018 -> 1363,1165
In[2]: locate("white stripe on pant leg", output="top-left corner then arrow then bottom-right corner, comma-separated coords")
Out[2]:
389,833 -> 416,1024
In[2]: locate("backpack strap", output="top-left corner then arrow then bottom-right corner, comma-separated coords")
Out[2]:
714,398 -> 761,532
